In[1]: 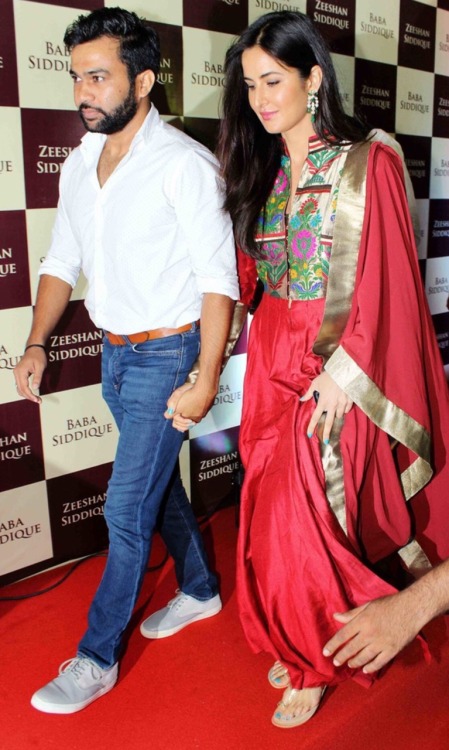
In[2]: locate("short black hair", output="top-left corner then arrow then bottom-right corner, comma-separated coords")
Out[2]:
64,6 -> 160,80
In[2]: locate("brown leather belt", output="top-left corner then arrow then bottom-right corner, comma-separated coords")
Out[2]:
105,321 -> 199,346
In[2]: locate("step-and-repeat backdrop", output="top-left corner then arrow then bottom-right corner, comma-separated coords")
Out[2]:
1,0 -> 448,585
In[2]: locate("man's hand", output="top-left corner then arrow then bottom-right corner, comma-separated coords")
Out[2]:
324,559 -> 449,673
14,348 -> 47,404
13,274 -> 72,404
165,382 -> 215,432
322,593 -> 420,673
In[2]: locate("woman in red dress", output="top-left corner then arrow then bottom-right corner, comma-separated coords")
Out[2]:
217,10 -> 449,728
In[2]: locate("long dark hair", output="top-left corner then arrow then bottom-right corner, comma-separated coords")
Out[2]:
217,11 -> 370,257
64,7 -> 160,81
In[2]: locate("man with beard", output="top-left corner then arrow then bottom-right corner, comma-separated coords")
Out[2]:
14,7 -> 238,714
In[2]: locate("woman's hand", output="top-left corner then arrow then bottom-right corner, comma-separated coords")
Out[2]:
165,382 -> 216,433
165,383 -> 192,432
301,371 -> 353,443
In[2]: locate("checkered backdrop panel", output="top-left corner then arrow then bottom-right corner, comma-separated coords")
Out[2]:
1,0 -> 448,585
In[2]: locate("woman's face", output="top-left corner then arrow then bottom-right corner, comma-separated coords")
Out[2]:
241,46 -> 317,141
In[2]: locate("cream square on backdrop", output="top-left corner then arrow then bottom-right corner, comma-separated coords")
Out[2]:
179,440 -> 191,501
190,353 -> 246,439
430,137 -> 449,200
26,208 -> 88,305
183,27 -> 234,119
435,9 -> 449,78
0,306 -> 33,405
0,106 -> 26,211
0,481 -> 53,576
425,256 -> 449,315
14,0 -> 80,110
248,0 -> 306,26
40,383 -> 119,480
332,53 -> 355,116
415,199 -> 430,261
395,67 -> 434,137
355,1 -> 399,65
107,0 -> 183,26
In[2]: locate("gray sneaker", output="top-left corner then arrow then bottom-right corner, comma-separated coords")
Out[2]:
31,656 -> 118,714
140,591 -> 222,639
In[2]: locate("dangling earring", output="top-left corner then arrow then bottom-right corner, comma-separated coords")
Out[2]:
307,90 -> 319,123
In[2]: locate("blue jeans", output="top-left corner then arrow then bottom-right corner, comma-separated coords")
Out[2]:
78,327 -> 218,668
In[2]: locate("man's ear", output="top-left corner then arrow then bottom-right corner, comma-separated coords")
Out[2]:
137,69 -> 156,99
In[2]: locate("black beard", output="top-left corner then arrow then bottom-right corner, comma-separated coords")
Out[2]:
79,82 -> 138,135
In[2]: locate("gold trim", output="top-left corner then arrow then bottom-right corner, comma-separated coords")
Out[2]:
313,141 -> 372,536
310,136 -> 434,572
398,540 -> 433,578
318,417 -> 347,535
223,301 -> 248,366
313,140 -> 372,363
325,346 -> 433,500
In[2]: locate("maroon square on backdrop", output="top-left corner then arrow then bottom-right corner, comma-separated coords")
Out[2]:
183,0 -> 248,34
21,108 -> 85,210
395,134 -> 432,200
0,0 -> 19,106
0,399 -> 45,492
46,463 -> 112,562
0,211 -> 31,309
354,59 -> 397,134
307,0 -> 356,56
151,22 -> 184,116
398,0 -> 436,73
39,299 -> 102,394
428,200 -> 449,259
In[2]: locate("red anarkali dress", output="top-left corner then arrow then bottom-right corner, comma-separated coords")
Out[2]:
236,136 -> 449,690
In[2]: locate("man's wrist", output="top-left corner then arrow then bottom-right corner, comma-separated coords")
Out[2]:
194,378 -> 219,397
24,343 -> 47,354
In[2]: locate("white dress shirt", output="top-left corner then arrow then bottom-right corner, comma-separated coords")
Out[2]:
40,106 -> 239,334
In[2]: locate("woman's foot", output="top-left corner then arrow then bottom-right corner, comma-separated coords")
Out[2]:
267,661 -> 291,689
271,686 -> 326,728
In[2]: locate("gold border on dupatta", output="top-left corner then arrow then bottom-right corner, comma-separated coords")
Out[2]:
311,140 -> 433,574
313,141 -> 372,536
317,416 -> 347,534
313,140 -> 372,365
324,346 -> 433,500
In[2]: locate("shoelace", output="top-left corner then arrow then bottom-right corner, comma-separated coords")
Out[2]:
58,657 -> 103,681
167,590 -> 189,611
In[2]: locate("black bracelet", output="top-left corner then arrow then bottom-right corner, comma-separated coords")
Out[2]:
24,344 -> 46,353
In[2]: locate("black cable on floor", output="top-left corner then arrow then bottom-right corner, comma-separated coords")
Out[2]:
0,486 -> 240,603
0,548 -> 170,602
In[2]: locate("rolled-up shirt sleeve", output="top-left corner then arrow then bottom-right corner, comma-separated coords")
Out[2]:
39,163 -> 82,289
171,149 -> 239,300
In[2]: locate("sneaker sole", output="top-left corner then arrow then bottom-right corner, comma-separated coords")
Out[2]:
30,676 -> 118,715
140,602 -> 222,639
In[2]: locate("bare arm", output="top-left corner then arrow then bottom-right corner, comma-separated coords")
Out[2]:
167,300 -> 247,431
14,275 -> 72,402
323,558 -> 449,673
165,293 -> 235,427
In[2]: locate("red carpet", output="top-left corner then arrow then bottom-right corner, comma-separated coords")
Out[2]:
1,505 -> 449,750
